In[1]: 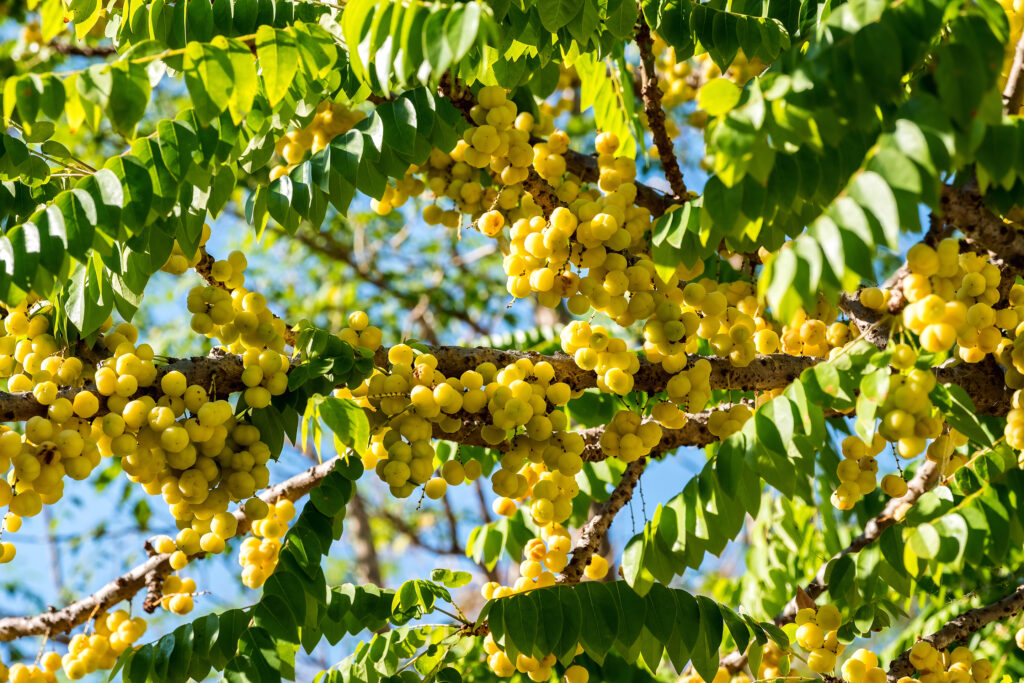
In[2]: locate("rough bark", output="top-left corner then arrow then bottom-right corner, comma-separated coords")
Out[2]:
636,17 -> 687,200
558,457 -> 649,584
887,584 -> 1024,681
942,184 -> 1024,272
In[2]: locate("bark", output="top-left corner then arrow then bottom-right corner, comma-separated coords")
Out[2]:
887,584 -> 1024,681
636,17 -> 687,200
558,458 -> 649,584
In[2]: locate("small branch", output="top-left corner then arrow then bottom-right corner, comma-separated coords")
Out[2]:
441,494 -> 462,554
474,479 -> 493,525
48,42 -> 118,57
0,457 -> 340,640
42,507 -> 64,601
886,584 -> 1024,681
1003,31 -> 1024,114
776,460 -> 940,624
635,16 -> 687,200
287,228 -> 491,337
558,458 -> 649,584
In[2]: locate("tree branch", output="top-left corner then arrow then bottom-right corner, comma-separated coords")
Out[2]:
1003,31 -> 1024,115
558,457 -> 649,584
636,16 -> 688,200
941,183 -> 1024,272
48,42 -> 118,57
0,457 -> 340,641
284,227 -> 492,337
721,459 -> 941,673
886,583 -> 1024,681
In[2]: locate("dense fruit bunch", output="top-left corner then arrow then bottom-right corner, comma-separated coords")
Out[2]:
795,603 -> 845,673
61,610 -> 147,679
561,321 -> 639,395
483,634 -> 589,681
239,498 -> 294,588
270,100 -> 365,181
833,434 -> 889,510
840,648 -> 888,683
187,252 -> 291,355
599,409 -> 663,462
900,240 -> 1006,357
160,574 -> 198,615
896,642 -> 992,683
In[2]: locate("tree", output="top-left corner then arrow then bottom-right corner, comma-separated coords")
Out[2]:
1,0 -> 1024,681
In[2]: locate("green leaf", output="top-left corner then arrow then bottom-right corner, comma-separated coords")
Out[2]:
183,41 -> 233,125
538,0 -> 577,32
103,155 -> 154,231
319,397 -> 370,456
698,78 -> 742,117
107,63 -> 151,138
691,597 -> 724,680
256,26 -> 300,108
908,523 -> 940,560
577,582 -> 619,664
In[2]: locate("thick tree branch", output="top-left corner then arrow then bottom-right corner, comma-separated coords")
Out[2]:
0,457 -> 341,641
941,183 -> 1024,272
373,345 -> 817,396
636,17 -> 687,200
887,583 -> 1024,681
558,457 -> 649,584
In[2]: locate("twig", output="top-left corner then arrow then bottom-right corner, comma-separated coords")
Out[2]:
286,228 -> 490,337
348,494 -> 384,587
48,42 -> 118,57
441,493 -> 461,554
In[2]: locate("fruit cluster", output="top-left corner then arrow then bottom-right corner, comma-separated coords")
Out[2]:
483,636 -> 589,682
599,409 -> 663,462
187,252 -> 292,357
160,574 -> 198,615
61,610 -> 147,679
901,240 -> 1006,356
895,642 -> 992,683
795,603 -> 845,673
270,100 -> 365,181
239,498 -> 294,588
